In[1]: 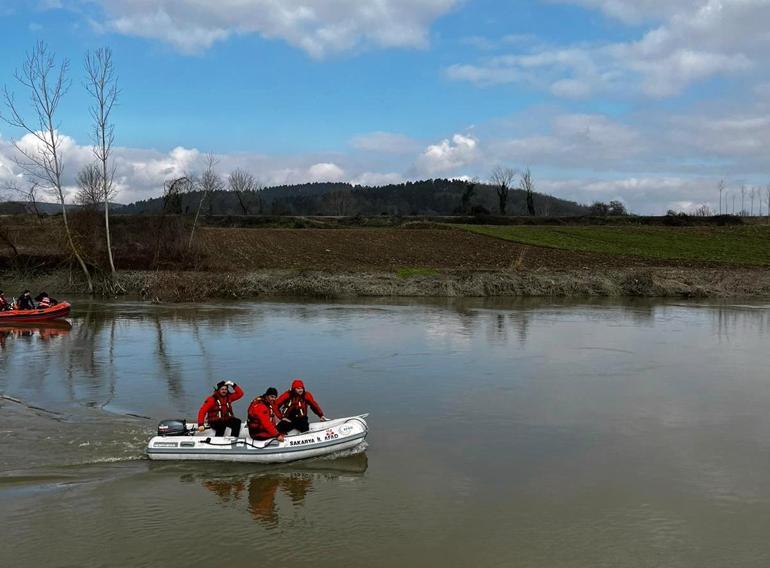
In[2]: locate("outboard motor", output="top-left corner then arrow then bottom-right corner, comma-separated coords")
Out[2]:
157,419 -> 189,436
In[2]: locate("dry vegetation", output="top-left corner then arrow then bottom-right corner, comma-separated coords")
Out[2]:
1,216 -> 769,300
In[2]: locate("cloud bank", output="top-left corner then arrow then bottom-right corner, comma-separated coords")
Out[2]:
449,0 -> 770,98
91,0 -> 460,57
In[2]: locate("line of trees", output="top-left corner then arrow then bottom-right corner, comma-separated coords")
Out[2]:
1,42 -> 120,291
716,179 -> 770,217
489,166 -> 537,216
120,177 -> 590,218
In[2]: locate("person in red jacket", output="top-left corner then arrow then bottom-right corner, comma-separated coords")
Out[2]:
275,378 -> 326,434
247,387 -> 284,441
197,380 -> 244,436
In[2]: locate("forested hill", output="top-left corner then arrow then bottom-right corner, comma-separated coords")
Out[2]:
117,179 -> 590,217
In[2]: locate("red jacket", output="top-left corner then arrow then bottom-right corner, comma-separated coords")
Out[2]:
197,385 -> 244,425
247,397 -> 279,438
275,379 -> 324,419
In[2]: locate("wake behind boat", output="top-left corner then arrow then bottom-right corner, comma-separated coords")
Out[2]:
146,414 -> 369,463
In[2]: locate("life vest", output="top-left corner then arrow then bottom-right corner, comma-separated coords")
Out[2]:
38,297 -> 52,308
283,393 -> 308,417
247,397 -> 275,428
207,392 -> 234,423
276,380 -> 324,419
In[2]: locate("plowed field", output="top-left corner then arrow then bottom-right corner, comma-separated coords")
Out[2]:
197,228 -> 679,272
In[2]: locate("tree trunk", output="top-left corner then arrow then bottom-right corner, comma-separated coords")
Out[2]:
526,191 -> 535,216
61,203 -> 93,293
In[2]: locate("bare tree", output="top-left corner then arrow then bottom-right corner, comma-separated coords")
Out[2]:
76,163 -> 103,209
741,184 -> 746,216
188,154 -> 223,250
692,204 -> 714,216
520,168 -> 536,216
2,178 -> 43,219
490,166 -> 516,215
717,179 -> 725,215
1,41 -> 92,291
750,186 -> 756,216
0,191 -> 20,267
84,47 -> 119,275
228,168 -> 259,214
153,175 -> 193,267
765,183 -> 770,223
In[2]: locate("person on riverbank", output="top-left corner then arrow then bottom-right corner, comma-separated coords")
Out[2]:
275,379 -> 327,434
16,290 -> 35,310
197,380 -> 244,437
247,387 -> 284,441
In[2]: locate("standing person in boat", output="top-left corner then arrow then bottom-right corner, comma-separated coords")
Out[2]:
16,290 -> 35,310
275,379 -> 327,434
35,292 -> 57,308
247,387 -> 285,442
197,380 -> 244,437
0,290 -> 9,311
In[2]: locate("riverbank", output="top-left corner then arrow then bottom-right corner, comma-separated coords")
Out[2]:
3,266 -> 770,301
2,218 -> 770,299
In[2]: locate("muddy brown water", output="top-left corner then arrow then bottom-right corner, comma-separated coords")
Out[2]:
1,297 -> 770,567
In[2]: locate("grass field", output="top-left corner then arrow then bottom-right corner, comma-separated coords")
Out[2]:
459,225 -> 770,266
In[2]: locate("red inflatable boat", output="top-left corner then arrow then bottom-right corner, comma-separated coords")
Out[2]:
0,301 -> 71,323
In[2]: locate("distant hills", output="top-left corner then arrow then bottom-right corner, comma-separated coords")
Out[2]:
2,179 -> 590,217
118,179 -> 590,217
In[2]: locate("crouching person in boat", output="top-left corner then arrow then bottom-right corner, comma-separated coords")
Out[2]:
197,380 -> 244,436
247,387 -> 285,442
35,292 -> 57,308
0,290 -> 9,311
275,379 -> 326,434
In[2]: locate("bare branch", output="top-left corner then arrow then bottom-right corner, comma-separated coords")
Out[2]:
490,165 -> 517,215
2,41 -> 91,290
84,47 -> 119,274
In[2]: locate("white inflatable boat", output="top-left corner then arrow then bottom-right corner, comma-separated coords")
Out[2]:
146,414 -> 369,463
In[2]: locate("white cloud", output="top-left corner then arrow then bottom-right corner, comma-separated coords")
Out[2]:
541,176 -> 720,214
414,133 -> 478,176
487,113 -> 643,169
307,162 -> 345,181
91,0 -> 459,57
351,172 -> 404,186
449,0 -> 770,98
558,0 -> 702,24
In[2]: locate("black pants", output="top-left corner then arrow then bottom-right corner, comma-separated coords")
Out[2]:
277,415 -> 309,434
211,417 -> 241,437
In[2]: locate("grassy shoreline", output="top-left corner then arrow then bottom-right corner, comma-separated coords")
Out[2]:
2,266 -> 770,302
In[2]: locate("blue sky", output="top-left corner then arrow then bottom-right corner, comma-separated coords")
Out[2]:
1,0 -> 769,214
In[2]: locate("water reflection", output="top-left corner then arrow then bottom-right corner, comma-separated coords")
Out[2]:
3,297 -> 770,418
179,453 -> 368,527
0,320 -> 72,349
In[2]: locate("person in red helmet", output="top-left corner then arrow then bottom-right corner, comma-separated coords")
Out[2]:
197,380 -> 244,437
275,378 -> 327,434
247,387 -> 284,441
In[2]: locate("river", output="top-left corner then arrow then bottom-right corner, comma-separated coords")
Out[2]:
1,298 -> 770,567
